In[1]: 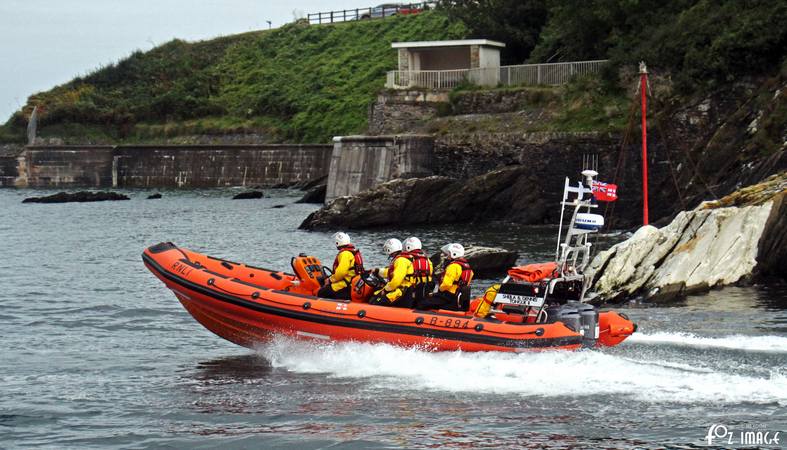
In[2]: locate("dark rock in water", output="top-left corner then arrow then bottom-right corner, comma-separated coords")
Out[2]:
232,191 -> 264,200
300,176 -> 453,229
756,191 -> 787,280
22,191 -> 130,204
299,166 -> 543,230
296,184 -> 327,204
298,175 -> 328,191
430,245 -> 519,277
147,193 -> 162,199
271,204 -> 287,209
270,182 -> 289,189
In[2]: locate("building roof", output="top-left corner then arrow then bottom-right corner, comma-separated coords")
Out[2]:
391,39 -> 505,49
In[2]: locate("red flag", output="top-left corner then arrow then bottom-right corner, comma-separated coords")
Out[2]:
591,181 -> 618,202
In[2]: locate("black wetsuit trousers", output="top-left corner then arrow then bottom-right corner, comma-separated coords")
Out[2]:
368,287 -> 415,308
317,284 -> 351,300
417,291 -> 461,311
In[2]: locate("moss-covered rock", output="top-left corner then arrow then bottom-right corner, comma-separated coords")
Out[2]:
701,172 -> 787,208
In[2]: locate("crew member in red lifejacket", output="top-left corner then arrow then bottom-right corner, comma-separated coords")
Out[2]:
419,243 -> 473,311
402,237 -> 434,306
318,232 -> 364,300
369,238 -> 416,308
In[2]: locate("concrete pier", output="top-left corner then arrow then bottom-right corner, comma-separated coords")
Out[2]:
325,135 -> 434,202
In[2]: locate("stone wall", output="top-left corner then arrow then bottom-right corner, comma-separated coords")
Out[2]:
368,90 -> 448,135
114,145 -> 332,188
398,48 -> 409,71
469,45 -> 480,68
325,135 -> 434,202
368,88 -> 558,135
449,89 -> 558,115
0,145 -> 23,187
19,146 -> 116,187
12,144 -> 333,188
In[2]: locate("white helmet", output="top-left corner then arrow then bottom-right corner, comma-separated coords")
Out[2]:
403,236 -> 422,252
333,231 -> 351,247
441,243 -> 465,259
382,238 -> 403,256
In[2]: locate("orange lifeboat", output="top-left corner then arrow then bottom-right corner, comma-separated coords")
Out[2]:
142,242 -> 635,352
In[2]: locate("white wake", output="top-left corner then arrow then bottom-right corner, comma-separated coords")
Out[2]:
627,332 -> 787,353
257,336 -> 787,405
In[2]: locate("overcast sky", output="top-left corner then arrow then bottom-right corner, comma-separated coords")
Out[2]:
0,0 -> 374,122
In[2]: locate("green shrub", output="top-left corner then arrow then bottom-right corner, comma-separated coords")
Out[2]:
439,0 -> 548,64
0,124 -> 24,143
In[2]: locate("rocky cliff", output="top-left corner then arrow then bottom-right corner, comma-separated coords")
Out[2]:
587,173 -> 786,302
300,165 -> 568,230
757,192 -> 787,280
366,72 -> 787,229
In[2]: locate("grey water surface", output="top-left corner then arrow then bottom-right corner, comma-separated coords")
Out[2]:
1,189 -> 785,449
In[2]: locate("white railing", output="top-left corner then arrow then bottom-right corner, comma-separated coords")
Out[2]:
385,60 -> 609,90
386,68 -> 473,90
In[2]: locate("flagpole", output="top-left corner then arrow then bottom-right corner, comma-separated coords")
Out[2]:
640,61 -> 649,225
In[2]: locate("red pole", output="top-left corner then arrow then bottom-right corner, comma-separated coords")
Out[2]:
639,62 -> 649,225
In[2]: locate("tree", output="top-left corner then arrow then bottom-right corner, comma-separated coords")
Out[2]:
439,0 -> 549,64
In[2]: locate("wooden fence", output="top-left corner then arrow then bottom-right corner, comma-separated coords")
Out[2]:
308,3 -> 436,25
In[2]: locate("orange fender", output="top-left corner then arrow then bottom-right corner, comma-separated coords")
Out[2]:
597,311 -> 637,347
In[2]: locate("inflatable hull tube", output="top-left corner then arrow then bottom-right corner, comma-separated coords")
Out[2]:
142,243 -> 631,352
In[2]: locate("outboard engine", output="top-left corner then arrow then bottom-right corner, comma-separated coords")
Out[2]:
568,301 -> 599,348
556,305 -> 581,336
544,304 -> 561,323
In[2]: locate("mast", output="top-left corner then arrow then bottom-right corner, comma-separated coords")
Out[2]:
639,61 -> 649,225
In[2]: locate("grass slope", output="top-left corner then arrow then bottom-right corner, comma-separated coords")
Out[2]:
2,13 -> 465,144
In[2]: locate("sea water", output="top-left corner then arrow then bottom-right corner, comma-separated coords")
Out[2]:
1,188 -> 785,448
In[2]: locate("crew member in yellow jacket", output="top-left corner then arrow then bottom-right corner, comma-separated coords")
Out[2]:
419,243 -> 474,311
318,232 -> 364,300
403,236 -> 434,305
369,238 -> 416,308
